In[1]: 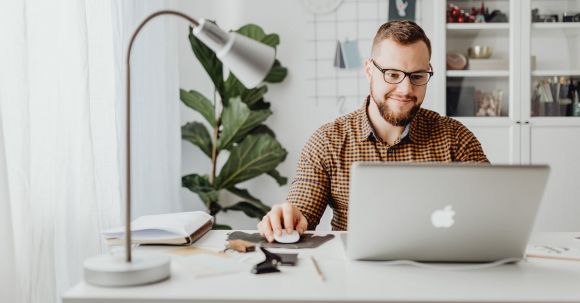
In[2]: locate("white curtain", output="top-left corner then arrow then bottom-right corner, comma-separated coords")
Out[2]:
0,0 -> 181,302
112,0 -> 182,219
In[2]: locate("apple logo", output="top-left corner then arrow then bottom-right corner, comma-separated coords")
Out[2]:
431,205 -> 455,228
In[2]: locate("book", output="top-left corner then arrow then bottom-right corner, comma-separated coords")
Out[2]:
102,211 -> 213,246
333,40 -> 362,69
341,40 -> 361,69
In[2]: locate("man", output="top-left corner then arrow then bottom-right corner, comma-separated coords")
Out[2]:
258,20 -> 489,242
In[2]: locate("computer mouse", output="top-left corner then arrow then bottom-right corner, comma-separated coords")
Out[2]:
274,230 -> 300,244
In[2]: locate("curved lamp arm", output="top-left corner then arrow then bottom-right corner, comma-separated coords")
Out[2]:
124,10 -> 275,262
125,10 -> 199,263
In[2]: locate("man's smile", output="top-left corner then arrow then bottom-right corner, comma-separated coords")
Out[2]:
388,96 -> 415,104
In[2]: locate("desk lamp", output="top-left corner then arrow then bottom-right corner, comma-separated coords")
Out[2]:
83,10 -> 275,287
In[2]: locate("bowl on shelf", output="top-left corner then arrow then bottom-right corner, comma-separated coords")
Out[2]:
468,46 -> 493,59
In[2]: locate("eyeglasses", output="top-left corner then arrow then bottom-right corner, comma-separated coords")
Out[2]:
371,59 -> 433,86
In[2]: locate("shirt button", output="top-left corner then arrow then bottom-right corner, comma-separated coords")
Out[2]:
387,148 -> 394,154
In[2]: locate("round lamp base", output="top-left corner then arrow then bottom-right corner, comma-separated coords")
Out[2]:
84,252 -> 171,287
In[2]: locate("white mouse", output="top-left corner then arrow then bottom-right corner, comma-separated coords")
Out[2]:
274,230 -> 300,244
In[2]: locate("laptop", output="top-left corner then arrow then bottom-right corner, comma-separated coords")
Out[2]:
345,162 -> 550,262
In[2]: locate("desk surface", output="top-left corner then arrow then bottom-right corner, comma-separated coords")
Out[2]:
64,231 -> 580,303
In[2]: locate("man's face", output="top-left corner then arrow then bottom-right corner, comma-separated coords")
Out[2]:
364,38 -> 431,126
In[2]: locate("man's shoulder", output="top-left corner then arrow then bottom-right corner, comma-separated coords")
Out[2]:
415,108 -> 478,147
416,108 -> 465,130
314,109 -> 361,141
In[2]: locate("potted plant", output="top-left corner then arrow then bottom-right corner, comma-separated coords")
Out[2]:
180,23 -> 288,229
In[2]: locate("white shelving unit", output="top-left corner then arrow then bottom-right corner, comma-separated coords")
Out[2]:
434,0 -> 580,231
445,24 -> 509,37
446,23 -> 510,30
434,0 -> 516,122
446,70 -> 510,77
454,116 -> 514,127
531,70 -> 580,76
532,23 -> 580,29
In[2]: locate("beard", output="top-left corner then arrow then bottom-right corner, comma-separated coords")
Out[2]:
370,81 -> 421,127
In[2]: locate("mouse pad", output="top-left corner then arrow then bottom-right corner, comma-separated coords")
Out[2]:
227,231 -> 335,249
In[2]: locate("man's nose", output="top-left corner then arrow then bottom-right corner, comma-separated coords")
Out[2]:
395,76 -> 414,95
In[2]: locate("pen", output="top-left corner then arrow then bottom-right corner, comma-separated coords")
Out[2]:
310,256 -> 325,282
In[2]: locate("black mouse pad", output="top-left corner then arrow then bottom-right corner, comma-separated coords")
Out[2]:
227,231 -> 335,249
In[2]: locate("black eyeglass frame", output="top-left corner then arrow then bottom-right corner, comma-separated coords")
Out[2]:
371,59 -> 434,86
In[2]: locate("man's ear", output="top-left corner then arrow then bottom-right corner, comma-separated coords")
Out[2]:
364,58 -> 372,82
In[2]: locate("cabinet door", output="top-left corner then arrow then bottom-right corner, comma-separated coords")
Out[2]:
525,0 -> 580,119
465,122 -> 520,164
529,125 -> 580,231
444,0 -> 513,119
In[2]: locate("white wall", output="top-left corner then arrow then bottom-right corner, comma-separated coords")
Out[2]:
171,0 -> 436,229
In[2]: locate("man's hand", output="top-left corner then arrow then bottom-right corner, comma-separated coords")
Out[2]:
257,202 -> 308,242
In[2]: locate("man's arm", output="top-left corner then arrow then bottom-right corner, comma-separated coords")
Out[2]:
257,127 -> 331,241
287,127 -> 332,230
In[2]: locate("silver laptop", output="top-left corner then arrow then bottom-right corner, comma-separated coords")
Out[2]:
345,162 -> 550,262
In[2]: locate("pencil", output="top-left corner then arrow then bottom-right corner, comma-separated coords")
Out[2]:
310,256 -> 325,282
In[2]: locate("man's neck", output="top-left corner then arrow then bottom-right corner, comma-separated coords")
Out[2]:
367,98 -> 406,146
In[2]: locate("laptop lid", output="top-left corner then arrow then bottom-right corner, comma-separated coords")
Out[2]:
346,163 -> 550,262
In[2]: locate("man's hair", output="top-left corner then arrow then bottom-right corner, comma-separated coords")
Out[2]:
372,20 -> 431,58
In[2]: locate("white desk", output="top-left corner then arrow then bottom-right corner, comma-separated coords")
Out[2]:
64,231 -> 580,303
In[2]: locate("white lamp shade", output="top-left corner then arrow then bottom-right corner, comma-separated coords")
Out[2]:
193,19 -> 275,88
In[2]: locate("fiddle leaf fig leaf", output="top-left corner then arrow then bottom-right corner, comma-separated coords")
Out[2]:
241,85 -> 268,107
248,124 -> 276,137
182,174 -> 218,209
216,134 -> 287,189
266,169 -> 288,186
180,89 -> 216,127
261,34 -> 280,48
218,97 -> 271,150
181,122 -> 212,158
264,60 -> 287,83
224,73 -> 246,103
227,186 -> 261,203
212,223 -> 232,230
236,24 -> 266,41
223,200 -> 270,219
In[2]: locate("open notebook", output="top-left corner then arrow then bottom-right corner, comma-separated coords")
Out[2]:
103,211 -> 213,246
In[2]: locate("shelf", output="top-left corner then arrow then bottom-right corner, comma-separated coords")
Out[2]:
447,70 -> 510,77
448,0 -> 508,1
532,70 -> 580,77
532,23 -> 580,30
529,117 -> 580,126
531,23 -> 580,37
447,23 -> 510,30
454,117 -> 513,127
453,117 -> 580,127
446,23 -> 510,37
